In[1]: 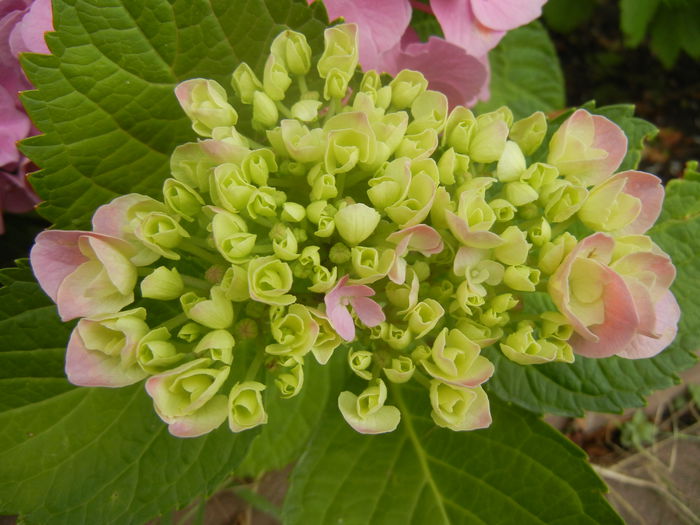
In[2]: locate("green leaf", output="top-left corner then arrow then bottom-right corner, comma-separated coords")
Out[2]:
237,351 -> 348,477
486,177 -> 699,417
21,0 -> 329,230
544,0 -> 596,34
620,0 -> 660,47
283,383 -> 622,524
0,274 -> 261,524
474,21 -> 565,120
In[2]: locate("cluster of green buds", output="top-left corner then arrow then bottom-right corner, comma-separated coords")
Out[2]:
32,23 -> 676,437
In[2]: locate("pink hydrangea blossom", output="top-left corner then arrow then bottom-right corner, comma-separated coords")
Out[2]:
0,0 -> 53,232
311,0 -> 545,106
324,275 -> 385,341
549,233 -> 680,360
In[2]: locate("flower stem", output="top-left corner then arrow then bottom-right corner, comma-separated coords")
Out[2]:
276,101 -> 293,119
179,239 -> 225,265
181,274 -> 211,292
155,313 -> 189,332
245,349 -> 266,381
297,74 -> 309,95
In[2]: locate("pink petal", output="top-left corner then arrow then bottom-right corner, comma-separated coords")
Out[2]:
91,193 -> 151,237
321,0 -> 412,71
351,296 -> 386,327
65,324 -> 146,387
383,35 -> 489,107
30,230 -> 89,302
610,170 -> 664,235
617,291 -> 680,360
568,262 -> 640,358
471,0 -> 546,31
612,251 -> 676,302
387,224 -> 444,256
388,256 -> 407,284
327,302 -> 356,341
8,0 -> 52,56
430,0 -> 505,56
589,113 -> 627,183
0,84 -> 31,166
548,233 -> 616,339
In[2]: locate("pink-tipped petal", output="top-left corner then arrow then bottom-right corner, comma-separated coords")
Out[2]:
590,114 -> 627,181
617,291 -> 680,360
327,302 -> 356,341
351,296 -> 386,327
30,230 -> 89,302
91,193 -> 151,237
387,224 -> 444,256
611,170 -> 664,235
471,0 -> 547,31
65,326 -> 146,387
167,395 -> 228,438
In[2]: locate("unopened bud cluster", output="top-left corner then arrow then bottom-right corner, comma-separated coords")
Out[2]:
32,23 -> 677,437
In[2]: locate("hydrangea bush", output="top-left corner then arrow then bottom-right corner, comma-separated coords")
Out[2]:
29,23 -> 678,440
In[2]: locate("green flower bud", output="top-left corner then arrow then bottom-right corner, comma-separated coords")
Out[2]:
493,226 -> 531,266
263,54 -> 292,101
228,381 -> 268,432
306,200 -> 328,224
454,280 -> 486,313
275,362 -> 304,399
469,114 -> 509,163
310,171 -> 338,201
437,147 -> 470,185
383,323 -> 412,350
324,68 -> 350,99
210,162 -> 254,213
489,198 -> 517,222
421,328 -> 494,387
219,265 -> 250,302
247,187 -> 279,219
329,242 -> 351,264
178,322 -> 203,343
279,120 -> 325,164
234,318 -> 258,340
510,111 -> 547,155
266,304 -> 319,358
540,311 -> 574,340
360,69 -> 382,93
538,232 -> 577,274
407,90 -> 448,134
541,180 -> 588,223
389,69 -> 428,109
211,211 -> 256,262
334,203 -> 381,246
252,90 -> 279,129
272,228 -> 299,261
373,111 -> 409,164
278,202 -> 305,223
496,140 -> 527,182
231,63 -> 263,104
140,266 -> 184,300
146,358 -> 229,436
367,157 -> 411,210
243,148 -> 277,186
455,319 -> 503,348
500,321 -> 558,365
247,256 -> 295,305
163,178 -> 204,222
503,265 -> 540,292
318,24 -> 359,78
134,211 -> 189,260
385,270 -> 419,309
171,141 -> 230,192
270,29 -> 312,75
308,309 -> 343,365
181,286 -> 234,329
395,128 -> 439,160
383,356 -> 415,384
578,176 -> 640,232
291,99 -> 322,122
175,79 -> 238,137
528,217 -> 551,246
348,349 -> 374,380
308,264 -> 338,293
504,181 -> 539,207
194,329 -> 235,364
385,170 -> 436,227
523,162 -> 559,191
350,246 -> 395,284
444,106 -> 476,154
407,299 -> 445,338
430,381 -> 491,431
137,327 -> 183,373
337,379 -> 401,434
315,204 -> 337,238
